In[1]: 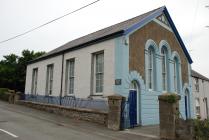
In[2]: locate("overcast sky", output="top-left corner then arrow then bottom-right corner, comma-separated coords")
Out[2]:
0,0 -> 209,77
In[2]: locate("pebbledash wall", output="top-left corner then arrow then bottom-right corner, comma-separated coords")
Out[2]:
25,39 -> 115,98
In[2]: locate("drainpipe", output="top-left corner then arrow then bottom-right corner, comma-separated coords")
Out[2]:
60,53 -> 64,105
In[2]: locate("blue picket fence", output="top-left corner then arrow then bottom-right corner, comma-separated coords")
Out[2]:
24,94 -> 108,111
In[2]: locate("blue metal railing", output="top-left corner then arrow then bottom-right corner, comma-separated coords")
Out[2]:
24,94 -> 108,111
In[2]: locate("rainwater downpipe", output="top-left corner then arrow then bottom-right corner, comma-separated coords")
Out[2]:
60,53 -> 64,105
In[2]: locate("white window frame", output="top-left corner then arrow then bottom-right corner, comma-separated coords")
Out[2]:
46,64 -> 54,96
65,58 -> 75,95
195,78 -> 199,92
91,51 -> 104,95
31,68 -> 38,95
195,98 -> 201,117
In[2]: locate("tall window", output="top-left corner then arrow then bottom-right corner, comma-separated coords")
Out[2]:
148,47 -> 154,89
92,52 -> 104,94
46,64 -> 54,95
195,78 -> 199,92
161,47 -> 168,91
195,98 -> 200,117
65,59 -> 75,95
173,57 -> 179,92
31,68 -> 38,95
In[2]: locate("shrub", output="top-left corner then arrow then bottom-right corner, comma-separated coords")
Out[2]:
193,119 -> 209,140
159,93 -> 180,103
0,88 -> 10,101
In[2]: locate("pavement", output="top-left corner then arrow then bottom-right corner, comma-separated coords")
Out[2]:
0,100 -> 160,140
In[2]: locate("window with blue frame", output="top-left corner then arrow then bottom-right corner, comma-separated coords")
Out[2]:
147,46 -> 155,90
173,56 -> 180,93
161,47 -> 168,91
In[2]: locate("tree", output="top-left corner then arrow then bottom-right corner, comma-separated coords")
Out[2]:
0,50 -> 45,92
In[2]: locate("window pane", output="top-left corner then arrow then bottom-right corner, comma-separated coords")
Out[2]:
32,68 -> 38,95
174,59 -> 177,92
95,53 -> 104,93
148,48 -> 153,89
46,65 -> 54,95
161,48 -> 167,91
66,59 -> 75,94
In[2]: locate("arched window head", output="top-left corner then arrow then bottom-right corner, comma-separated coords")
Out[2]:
148,47 -> 155,89
174,56 -> 180,92
161,47 -> 168,91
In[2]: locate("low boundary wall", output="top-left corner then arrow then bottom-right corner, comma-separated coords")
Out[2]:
17,100 -> 108,125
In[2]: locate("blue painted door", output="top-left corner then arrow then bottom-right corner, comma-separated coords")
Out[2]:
129,90 -> 137,128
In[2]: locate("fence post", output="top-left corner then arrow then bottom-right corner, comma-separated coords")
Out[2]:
107,95 -> 125,130
158,93 -> 181,140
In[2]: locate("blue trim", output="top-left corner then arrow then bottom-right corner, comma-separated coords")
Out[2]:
124,6 -> 193,64
163,7 -> 193,64
114,36 -> 130,97
124,7 -> 165,35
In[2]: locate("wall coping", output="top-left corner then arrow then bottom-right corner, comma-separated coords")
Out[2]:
107,94 -> 125,100
18,100 -> 108,115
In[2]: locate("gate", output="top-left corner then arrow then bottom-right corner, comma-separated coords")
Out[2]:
120,89 -> 137,129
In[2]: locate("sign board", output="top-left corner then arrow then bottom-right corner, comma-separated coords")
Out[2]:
115,79 -> 122,85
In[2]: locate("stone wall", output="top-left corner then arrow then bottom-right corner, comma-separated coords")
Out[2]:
17,100 -> 108,125
158,93 -> 181,140
158,93 -> 194,140
175,119 -> 194,140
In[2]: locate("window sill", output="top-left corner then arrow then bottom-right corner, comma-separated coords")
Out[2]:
162,90 -> 168,93
90,94 -> 103,97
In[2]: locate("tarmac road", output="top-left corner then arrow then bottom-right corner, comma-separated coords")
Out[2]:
0,101 -> 159,140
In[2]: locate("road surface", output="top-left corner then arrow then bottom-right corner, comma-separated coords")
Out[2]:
0,101 -> 159,140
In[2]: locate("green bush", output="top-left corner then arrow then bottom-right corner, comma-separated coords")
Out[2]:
159,93 -> 180,103
194,119 -> 209,140
0,88 -> 10,101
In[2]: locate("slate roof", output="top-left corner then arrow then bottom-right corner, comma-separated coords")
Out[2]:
192,70 -> 209,81
29,6 -> 193,64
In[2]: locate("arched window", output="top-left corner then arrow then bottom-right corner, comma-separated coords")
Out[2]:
174,56 -> 180,92
148,47 -> 155,89
161,47 -> 168,91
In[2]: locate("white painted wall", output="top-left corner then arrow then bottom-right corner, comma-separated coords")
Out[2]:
25,39 -> 115,98
62,39 -> 115,98
192,77 -> 209,119
25,55 -> 63,96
